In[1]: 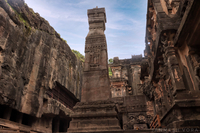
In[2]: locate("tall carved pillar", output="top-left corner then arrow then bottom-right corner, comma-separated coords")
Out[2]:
81,7 -> 110,102
158,32 -> 187,128
161,32 -> 185,96
154,57 -> 173,117
68,7 -> 121,133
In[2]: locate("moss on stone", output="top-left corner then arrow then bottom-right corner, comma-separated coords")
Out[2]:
61,38 -> 67,43
29,8 -> 36,16
5,0 -> 31,31
72,49 -> 84,62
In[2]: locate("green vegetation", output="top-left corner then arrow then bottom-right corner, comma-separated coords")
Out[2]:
29,8 -> 36,16
108,58 -> 113,77
108,67 -> 112,77
108,58 -> 113,64
5,0 -> 31,31
72,49 -> 85,62
61,38 -> 67,43
18,14 -> 30,28
57,33 -> 67,43
5,0 -> 16,12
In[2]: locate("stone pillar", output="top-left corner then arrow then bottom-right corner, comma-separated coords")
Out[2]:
81,7 -> 110,102
131,65 -> 142,95
162,32 -> 185,96
68,7 -> 121,133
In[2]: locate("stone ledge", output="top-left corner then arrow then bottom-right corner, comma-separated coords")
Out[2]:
71,111 -> 117,118
67,129 -> 157,133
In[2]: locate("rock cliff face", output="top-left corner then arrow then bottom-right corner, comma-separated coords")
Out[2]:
0,0 -> 82,116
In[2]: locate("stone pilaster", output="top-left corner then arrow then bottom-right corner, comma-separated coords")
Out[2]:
130,65 -> 142,95
162,32 -> 185,96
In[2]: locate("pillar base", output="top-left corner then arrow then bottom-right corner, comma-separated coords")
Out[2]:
68,100 -> 121,133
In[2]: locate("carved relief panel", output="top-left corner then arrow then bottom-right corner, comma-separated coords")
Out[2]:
122,68 -> 128,80
110,66 -> 121,78
114,70 -> 120,78
111,86 -> 126,98
123,113 -> 148,130
85,35 -> 107,70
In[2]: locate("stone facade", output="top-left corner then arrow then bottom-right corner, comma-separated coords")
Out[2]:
0,0 -> 82,132
109,56 -> 154,130
1,0 -> 200,132
109,55 -> 143,97
142,0 -> 200,129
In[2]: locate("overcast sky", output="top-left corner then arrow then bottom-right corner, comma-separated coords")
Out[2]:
25,0 -> 147,59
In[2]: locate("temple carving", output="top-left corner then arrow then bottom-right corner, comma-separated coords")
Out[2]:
81,7 -> 110,102
67,7 -> 121,133
0,0 -> 200,132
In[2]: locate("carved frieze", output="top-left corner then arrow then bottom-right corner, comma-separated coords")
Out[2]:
142,80 -> 155,100
123,113 -> 148,130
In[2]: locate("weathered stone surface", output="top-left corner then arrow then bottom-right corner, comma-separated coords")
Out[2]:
81,7 -> 110,102
68,7 -> 121,133
144,0 -> 200,129
1,0 -> 200,132
109,55 -> 143,97
0,0 -> 82,118
68,100 -> 121,133
113,96 -> 153,130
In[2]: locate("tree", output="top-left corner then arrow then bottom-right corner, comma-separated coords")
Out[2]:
72,49 -> 85,62
108,58 -> 113,64
108,58 -> 113,77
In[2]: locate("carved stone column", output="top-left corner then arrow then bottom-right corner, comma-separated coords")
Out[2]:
68,7 -> 121,133
81,7 -> 110,102
130,65 -> 142,95
162,32 -> 185,96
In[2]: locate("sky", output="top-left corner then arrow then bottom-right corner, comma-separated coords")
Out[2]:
25,0 -> 147,59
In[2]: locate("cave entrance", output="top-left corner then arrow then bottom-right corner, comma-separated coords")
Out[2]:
0,104 -> 6,118
10,109 -> 23,123
22,113 -> 35,126
52,116 -> 71,133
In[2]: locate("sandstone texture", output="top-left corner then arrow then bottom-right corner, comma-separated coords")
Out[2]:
143,0 -> 200,128
0,0 -> 83,117
68,7 -> 121,133
81,7 -> 110,102
1,0 -> 200,132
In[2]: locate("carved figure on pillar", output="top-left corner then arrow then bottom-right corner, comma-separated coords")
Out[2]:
82,7 -> 110,102
161,31 -> 185,95
68,7 -> 121,133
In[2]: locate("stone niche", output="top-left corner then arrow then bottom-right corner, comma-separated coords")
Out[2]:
117,95 -> 154,130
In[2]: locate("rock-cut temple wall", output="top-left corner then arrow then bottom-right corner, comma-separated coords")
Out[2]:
0,0 -> 83,117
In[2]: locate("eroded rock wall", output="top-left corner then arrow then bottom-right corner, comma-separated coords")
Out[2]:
0,0 -> 82,116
